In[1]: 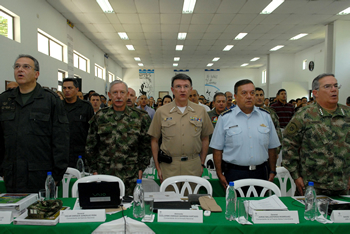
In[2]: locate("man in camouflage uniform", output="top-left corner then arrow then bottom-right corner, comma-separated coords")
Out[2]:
255,87 -> 282,155
85,80 -> 152,195
283,73 -> 350,196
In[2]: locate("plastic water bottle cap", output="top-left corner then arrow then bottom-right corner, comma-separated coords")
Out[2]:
78,155 -> 82,159
229,181 -> 234,187
308,181 -> 314,186
136,179 -> 142,184
47,171 -> 52,176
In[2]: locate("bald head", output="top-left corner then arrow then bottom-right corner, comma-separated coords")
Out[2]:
127,87 -> 137,107
189,89 -> 199,104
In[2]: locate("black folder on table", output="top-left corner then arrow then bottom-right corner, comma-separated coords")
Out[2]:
153,201 -> 191,212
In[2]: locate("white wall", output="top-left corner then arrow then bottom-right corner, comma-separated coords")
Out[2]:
0,0 -> 122,95
123,68 -> 260,100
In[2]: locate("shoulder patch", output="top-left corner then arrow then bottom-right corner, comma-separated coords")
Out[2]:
220,108 -> 232,116
259,107 -> 270,114
284,119 -> 302,136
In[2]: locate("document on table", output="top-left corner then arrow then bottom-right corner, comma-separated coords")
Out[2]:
144,192 -> 183,202
249,195 -> 288,212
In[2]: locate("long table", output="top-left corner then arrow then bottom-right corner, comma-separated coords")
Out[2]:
1,197 -> 350,234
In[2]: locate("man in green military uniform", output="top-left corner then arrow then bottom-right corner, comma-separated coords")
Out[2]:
255,87 -> 282,155
85,80 -> 152,195
283,73 -> 350,196
207,92 -> 227,155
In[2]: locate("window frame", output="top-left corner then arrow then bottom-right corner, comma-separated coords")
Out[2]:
0,9 -> 14,40
73,51 -> 89,72
95,64 -> 104,79
37,29 -> 66,62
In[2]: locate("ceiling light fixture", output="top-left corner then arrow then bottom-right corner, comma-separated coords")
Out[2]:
174,57 -> 180,61
176,45 -> 183,51
250,57 -> 260,61
134,57 -> 141,61
338,7 -> 350,15
178,33 -> 187,40
183,0 -> 196,14
212,57 -> 220,61
290,33 -> 308,40
223,45 -> 234,51
126,45 -> 135,50
270,45 -> 284,51
235,33 -> 248,40
96,0 -> 114,13
118,32 -> 129,40
173,63 -> 178,67
138,63 -> 143,66
260,0 -> 284,14
207,63 -> 213,67
241,63 -> 249,67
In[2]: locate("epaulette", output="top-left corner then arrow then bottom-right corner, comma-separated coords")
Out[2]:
259,107 -> 270,114
220,108 -> 232,116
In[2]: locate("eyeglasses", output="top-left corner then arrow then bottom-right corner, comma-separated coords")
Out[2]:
316,84 -> 341,90
173,85 -> 191,90
13,64 -> 35,70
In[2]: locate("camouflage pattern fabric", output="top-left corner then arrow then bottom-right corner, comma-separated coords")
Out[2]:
282,102 -> 350,191
85,106 -> 152,196
27,199 -> 63,219
261,106 -> 282,154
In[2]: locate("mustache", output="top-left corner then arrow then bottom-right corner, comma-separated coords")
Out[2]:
114,99 -> 123,102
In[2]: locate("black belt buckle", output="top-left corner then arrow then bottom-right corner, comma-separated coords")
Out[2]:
181,157 -> 188,161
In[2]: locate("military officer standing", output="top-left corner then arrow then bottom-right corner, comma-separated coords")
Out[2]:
148,74 -> 213,182
0,54 -> 69,193
283,73 -> 350,196
210,79 -> 280,189
85,80 -> 151,195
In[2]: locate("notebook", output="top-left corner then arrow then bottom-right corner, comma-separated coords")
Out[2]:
78,181 -> 120,209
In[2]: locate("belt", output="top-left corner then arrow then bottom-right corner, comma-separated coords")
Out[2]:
171,154 -> 198,161
225,161 -> 267,171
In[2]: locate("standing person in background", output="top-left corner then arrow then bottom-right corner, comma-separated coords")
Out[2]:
90,93 -> 102,114
189,89 -> 211,111
137,95 -> 155,119
225,91 -> 234,109
0,54 -> 69,193
270,89 -> 295,128
62,78 -> 94,168
162,95 -> 173,105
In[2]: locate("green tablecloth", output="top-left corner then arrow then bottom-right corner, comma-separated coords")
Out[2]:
1,197 -> 350,234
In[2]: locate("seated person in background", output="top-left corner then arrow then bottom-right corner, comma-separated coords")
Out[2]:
85,80 -> 151,195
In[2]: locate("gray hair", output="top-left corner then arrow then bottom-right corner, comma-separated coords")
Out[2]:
109,80 -> 128,92
15,54 -> 40,71
312,73 -> 335,90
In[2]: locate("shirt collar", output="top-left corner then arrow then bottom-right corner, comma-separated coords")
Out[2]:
233,105 -> 258,117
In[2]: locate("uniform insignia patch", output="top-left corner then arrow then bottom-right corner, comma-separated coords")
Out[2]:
285,121 -> 300,135
260,124 -> 266,127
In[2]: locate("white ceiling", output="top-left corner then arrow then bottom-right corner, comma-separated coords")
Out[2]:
47,0 -> 350,69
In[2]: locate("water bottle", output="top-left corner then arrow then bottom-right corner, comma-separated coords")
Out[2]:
304,181 -> 317,221
45,171 -> 56,200
76,155 -> 85,177
133,179 -> 145,218
225,181 -> 237,221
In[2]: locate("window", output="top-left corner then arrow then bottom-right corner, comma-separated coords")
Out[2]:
303,59 -> 307,70
57,70 -> 66,91
37,29 -> 65,62
0,9 -> 13,40
108,72 -> 115,82
95,64 -> 104,79
73,51 -> 89,72
262,70 -> 266,84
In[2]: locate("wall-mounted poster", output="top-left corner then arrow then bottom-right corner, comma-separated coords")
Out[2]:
159,91 -> 169,99
204,69 -> 220,101
139,69 -> 154,98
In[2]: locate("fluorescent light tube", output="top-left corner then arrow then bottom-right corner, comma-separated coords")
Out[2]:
270,45 -> 284,51
235,33 -> 247,40
207,63 -> 213,67
212,57 -> 220,61
134,57 -> 141,61
223,45 -> 234,51
96,0 -> 114,13
241,63 -> 249,67
290,33 -> 308,40
126,45 -> 135,50
176,45 -> 183,51
173,63 -> 178,67
178,33 -> 187,40
183,0 -> 196,14
250,57 -> 260,61
338,7 -> 350,15
118,32 -> 129,40
138,63 -> 143,66
174,57 -> 180,61
260,0 -> 284,14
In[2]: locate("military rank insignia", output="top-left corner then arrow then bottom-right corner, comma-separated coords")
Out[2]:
190,116 -> 202,122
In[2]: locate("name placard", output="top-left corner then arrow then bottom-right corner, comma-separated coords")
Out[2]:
158,209 -> 203,223
331,210 -> 350,223
59,209 -> 106,223
0,211 -> 13,224
252,211 -> 299,224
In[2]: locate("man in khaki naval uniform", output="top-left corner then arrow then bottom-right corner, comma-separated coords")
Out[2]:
148,74 -> 214,182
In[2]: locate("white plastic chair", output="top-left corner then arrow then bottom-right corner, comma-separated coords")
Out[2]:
159,175 -> 212,196
234,179 -> 281,197
205,154 -> 215,170
276,167 -> 296,196
71,175 -> 125,198
61,167 -> 81,198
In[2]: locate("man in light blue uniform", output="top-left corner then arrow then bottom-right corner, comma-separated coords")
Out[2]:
210,79 -> 280,189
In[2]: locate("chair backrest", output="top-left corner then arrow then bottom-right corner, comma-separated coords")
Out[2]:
71,175 -> 125,198
276,167 -> 296,196
234,179 -> 281,197
159,175 -> 213,196
61,167 -> 81,198
205,154 -> 215,170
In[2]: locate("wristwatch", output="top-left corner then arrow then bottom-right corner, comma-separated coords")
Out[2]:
270,170 -> 277,175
